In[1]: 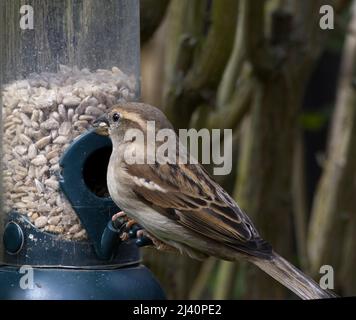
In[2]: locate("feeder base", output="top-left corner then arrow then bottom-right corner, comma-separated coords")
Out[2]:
0,264 -> 165,300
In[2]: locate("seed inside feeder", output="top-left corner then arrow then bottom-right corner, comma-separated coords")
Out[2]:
2,65 -> 136,240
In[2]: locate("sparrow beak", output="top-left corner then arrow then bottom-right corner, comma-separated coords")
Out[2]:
92,115 -> 110,136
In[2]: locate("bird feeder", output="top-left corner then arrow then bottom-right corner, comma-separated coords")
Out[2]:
0,0 -> 164,299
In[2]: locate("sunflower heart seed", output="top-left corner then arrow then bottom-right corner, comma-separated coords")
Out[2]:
31,154 -> 47,166
34,216 -> 48,228
63,95 -> 81,107
19,113 -> 32,126
51,163 -> 60,172
48,216 -> 61,226
85,106 -> 103,116
68,224 -> 81,234
79,115 -> 94,121
31,110 -> 39,122
34,96 -> 55,109
49,156 -> 60,165
53,135 -> 67,144
19,104 -> 33,114
35,135 -> 52,149
44,179 -> 59,190
51,129 -> 58,140
14,145 -> 28,155
67,109 -> 74,122
47,150 -> 59,160
38,110 -> 44,123
19,133 -> 32,145
58,104 -> 67,120
58,121 -> 71,136
97,103 -> 107,110
31,121 -> 40,129
72,113 -> 79,122
74,120 -> 88,128
40,118 -> 59,130
27,144 -> 38,159
50,111 -> 60,121
73,229 -> 87,239
39,165 -> 49,177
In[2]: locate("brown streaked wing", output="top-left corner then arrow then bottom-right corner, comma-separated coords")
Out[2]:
126,162 -> 271,255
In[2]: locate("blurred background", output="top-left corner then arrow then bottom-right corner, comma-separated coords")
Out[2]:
139,0 -> 356,299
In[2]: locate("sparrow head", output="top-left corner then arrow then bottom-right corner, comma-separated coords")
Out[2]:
92,102 -> 174,141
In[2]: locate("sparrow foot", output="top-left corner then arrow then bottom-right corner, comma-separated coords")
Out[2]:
112,211 -> 138,241
111,212 -> 177,252
136,230 -> 177,252
112,211 -> 128,223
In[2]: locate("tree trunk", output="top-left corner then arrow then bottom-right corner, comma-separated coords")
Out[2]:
308,1 -> 356,295
235,76 -> 299,299
233,0 -> 328,299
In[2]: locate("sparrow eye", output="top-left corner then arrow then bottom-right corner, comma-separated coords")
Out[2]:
112,113 -> 120,122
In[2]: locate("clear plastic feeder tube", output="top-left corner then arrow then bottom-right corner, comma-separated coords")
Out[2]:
0,0 -> 140,257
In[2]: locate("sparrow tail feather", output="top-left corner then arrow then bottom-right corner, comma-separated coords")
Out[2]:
248,251 -> 337,299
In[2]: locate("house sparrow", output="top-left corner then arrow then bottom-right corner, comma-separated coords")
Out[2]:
93,102 -> 336,300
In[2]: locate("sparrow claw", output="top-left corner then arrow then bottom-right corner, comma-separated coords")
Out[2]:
112,211 -> 127,221
135,229 -> 154,247
112,211 -> 128,230
135,230 -> 177,252
120,232 -> 130,241
111,211 -> 143,242
111,212 -> 175,252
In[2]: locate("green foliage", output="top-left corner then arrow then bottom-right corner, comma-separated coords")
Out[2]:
299,111 -> 329,131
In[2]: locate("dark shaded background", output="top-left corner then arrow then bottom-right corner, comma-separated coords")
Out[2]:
139,0 -> 356,299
